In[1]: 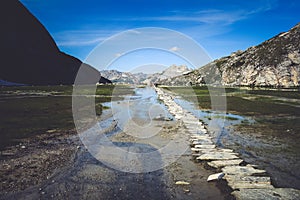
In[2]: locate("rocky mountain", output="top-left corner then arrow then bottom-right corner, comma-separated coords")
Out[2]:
100,70 -> 146,84
160,23 -> 300,87
101,65 -> 190,85
0,1 -> 109,85
143,65 -> 190,85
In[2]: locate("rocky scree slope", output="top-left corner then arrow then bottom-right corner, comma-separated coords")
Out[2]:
160,23 -> 300,87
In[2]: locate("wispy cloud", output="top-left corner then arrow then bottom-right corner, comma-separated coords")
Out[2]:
122,2 -> 276,25
54,29 -> 121,47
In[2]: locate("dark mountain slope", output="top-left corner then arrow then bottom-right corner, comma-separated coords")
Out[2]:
0,0 -> 109,85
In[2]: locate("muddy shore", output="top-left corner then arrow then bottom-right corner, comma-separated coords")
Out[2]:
0,120 -> 233,200
0,86 -> 234,200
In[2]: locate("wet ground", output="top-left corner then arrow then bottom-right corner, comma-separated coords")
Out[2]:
173,91 -> 300,190
0,87 -> 232,199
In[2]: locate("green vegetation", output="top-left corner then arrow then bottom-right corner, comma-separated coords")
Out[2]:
164,86 -> 300,116
165,85 -> 300,134
0,85 -> 134,150
247,89 -> 300,99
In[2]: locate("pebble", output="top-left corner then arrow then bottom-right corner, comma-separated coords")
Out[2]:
175,181 -> 190,185
207,172 -> 225,181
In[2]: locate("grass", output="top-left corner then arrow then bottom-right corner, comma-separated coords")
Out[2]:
162,85 -> 300,189
247,89 -> 300,99
164,85 -> 300,134
0,85 -> 134,150
163,86 -> 300,116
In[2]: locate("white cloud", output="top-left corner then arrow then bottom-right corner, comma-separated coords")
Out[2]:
115,53 -> 123,57
169,46 -> 180,52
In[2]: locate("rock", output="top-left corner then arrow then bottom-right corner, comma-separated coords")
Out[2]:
207,173 -> 225,182
222,165 -> 266,176
207,159 -> 243,168
232,188 -> 300,200
194,144 -> 216,149
46,129 -> 56,133
190,135 -> 211,139
226,175 -> 273,189
175,181 -> 190,185
21,146 -> 26,149
158,23 -> 300,87
197,152 -> 239,160
192,140 -> 214,145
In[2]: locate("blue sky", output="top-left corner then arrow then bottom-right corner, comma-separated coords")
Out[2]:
20,0 -> 300,72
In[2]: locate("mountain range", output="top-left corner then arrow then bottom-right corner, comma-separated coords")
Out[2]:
2,1 -> 299,87
0,1 -> 110,85
159,23 -> 300,87
100,65 -> 190,85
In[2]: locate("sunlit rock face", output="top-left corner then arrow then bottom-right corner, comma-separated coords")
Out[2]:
160,23 -> 300,87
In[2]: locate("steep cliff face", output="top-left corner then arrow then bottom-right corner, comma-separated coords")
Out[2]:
0,1 -> 107,85
160,23 -> 300,87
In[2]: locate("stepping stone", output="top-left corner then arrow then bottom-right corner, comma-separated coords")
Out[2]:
194,149 -> 236,155
197,152 -> 239,160
222,165 -> 266,176
207,159 -> 243,168
226,176 -> 273,189
190,135 -> 211,139
207,172 -> 225,181
194,144 -> 216,149
192,140 -> 214,145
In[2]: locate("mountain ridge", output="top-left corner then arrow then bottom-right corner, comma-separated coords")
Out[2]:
0,0 -> 109,85
101,65 -> 190,85
159,23 -> 300,87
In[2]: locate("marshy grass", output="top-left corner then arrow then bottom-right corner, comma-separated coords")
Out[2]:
0,85 -> 133,150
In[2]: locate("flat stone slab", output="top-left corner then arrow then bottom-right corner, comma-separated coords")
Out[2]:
191,148 -> 233,153
207,159 -> 243,168
232,188 -> 300,200
222,165 -> 266,176
192,140 -> 214,145
226,175 -> 270,183
197,152 -> 239,160
190,135 -> 211,139
226,176 -> 273,189
194,144 -> 216,149
192,149 -> 235,156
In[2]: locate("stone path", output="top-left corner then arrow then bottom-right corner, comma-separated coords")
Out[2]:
155,87 -> 300,200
